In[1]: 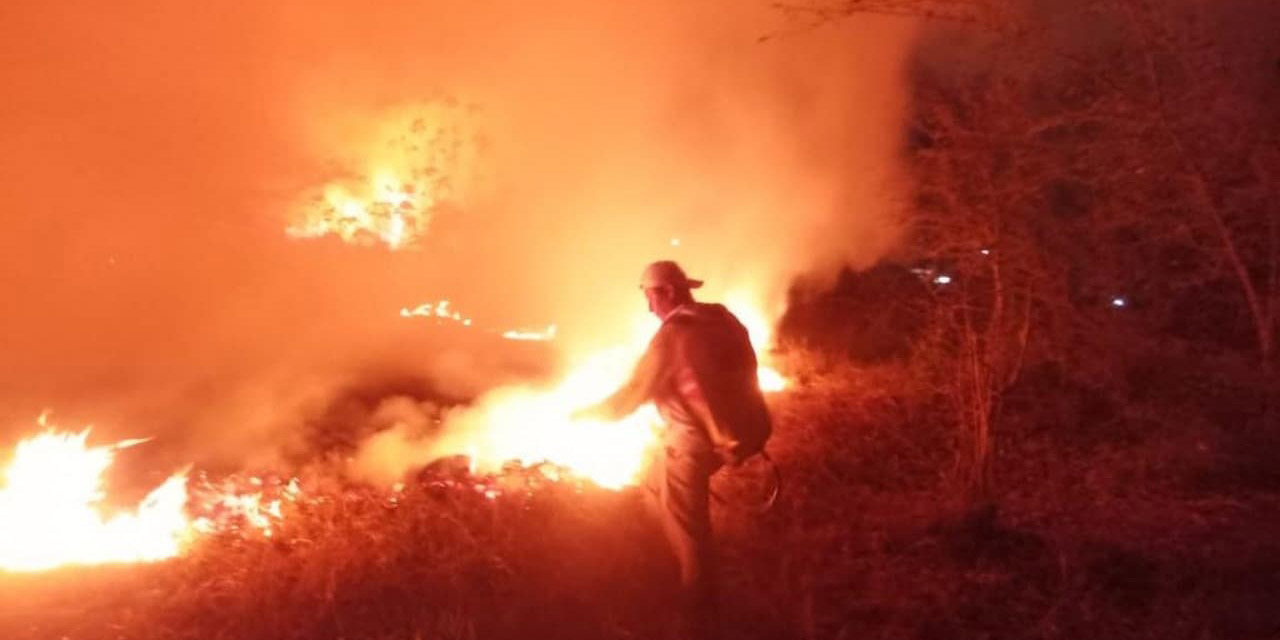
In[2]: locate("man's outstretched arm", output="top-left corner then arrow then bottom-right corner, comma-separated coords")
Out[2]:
575,331 -> 669,421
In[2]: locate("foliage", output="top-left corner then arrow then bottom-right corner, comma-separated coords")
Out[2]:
797,0 -> 1280,500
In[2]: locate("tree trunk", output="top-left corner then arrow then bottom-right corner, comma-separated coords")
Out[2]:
1121,0 -> 1275,364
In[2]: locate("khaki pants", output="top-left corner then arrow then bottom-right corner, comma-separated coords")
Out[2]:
648,446 -> 723,635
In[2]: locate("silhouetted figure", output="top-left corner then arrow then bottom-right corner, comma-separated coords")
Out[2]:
579,260 -> 772,639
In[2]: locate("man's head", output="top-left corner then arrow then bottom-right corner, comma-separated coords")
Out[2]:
639,260 -> 701,318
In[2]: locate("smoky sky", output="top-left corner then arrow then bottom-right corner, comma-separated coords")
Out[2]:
0,1 -> 913,465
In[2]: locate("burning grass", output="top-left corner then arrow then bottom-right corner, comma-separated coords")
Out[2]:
3,356 -> 1280,640
1,462 -> 676,640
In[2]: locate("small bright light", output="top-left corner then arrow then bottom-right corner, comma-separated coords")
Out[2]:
385,213 -> 406,248
934,275 -> 952,285
670,238 -> 681,247
382,187 -> 411,208
338,200 -> 365,219
1112,297 -> 1127,307
980,249 -> 991,256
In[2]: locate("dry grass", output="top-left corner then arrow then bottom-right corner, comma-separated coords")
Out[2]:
2,354 -> 1279,640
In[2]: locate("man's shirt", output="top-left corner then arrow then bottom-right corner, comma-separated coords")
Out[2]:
602,302 -> 771,457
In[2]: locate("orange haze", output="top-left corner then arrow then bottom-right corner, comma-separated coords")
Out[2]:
0,1 -> 913,468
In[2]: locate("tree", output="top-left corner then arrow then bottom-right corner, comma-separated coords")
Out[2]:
797,0 -> 1280,502
1105,0 -> 1280,367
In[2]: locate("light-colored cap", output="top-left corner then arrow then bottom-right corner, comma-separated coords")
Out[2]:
639,260 -> 703,290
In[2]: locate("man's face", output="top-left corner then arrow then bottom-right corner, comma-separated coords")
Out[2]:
643,286 -> 672,318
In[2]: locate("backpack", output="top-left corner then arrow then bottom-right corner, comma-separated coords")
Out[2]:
667,303 -> 773,464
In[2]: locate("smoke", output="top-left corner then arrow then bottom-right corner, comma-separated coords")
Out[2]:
346,396 -> 446,485
0,1 -> 914,470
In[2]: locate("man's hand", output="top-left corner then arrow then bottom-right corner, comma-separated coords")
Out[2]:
717,443 -> 747,468
570,402 -> 610,423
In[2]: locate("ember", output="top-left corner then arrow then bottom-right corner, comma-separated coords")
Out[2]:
188,471 -> 302,539
399,299 -> 557,341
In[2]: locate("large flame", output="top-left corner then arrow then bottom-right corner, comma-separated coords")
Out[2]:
435,338 -> 664,490
0,418 -> 189,572
0,415 -> 301,572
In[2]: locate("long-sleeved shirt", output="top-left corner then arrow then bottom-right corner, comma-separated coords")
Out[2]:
601,302 -> 772,459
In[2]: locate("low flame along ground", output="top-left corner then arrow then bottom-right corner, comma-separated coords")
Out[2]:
0,296 -> 786,572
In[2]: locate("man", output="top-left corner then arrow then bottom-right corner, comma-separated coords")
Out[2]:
577,260 -> 772,637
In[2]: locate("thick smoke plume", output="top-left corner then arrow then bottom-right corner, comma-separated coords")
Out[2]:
0,1 -> 914,473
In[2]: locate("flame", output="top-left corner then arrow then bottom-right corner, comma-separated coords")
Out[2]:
501,325 -> 557,342
439,341 -> 663,489
287,102 -> 487,250
0,419 -> 190,572
1,295 -> 786,570
433,294 -> 787,488
723,291 -> 788,392
400,299 -> 474,327
288,177 -> 423,249
756,366 -> 787,393
0,413 -> 307,572
400,300 -> 557,341
189,474 -> 300,539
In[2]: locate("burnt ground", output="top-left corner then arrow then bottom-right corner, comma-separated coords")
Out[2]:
2,352 -> 1279,640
